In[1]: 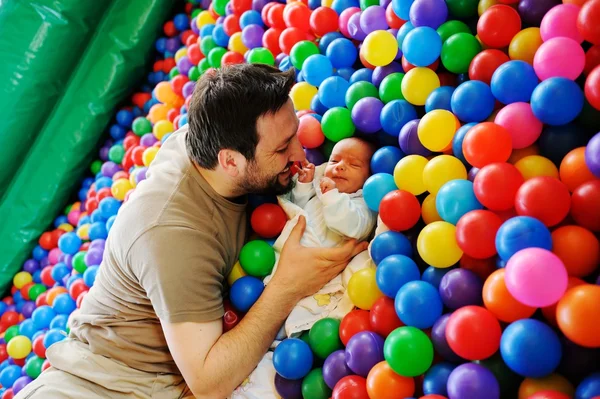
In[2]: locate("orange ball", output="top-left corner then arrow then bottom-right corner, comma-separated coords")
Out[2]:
366,361 -> 415,399
46,287 -> 68,307
541,276 -> 586,327
562,0 -> 589,5
556,284 -> 600,348
483,268 -> 537,323
518,374 -> 575,399
559,147 -> 599,192
551,225 -> 600,277
463,122 -> 512,168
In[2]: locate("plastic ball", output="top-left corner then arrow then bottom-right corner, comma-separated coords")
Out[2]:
491,60 -> 538,105
403,27 -> 441,67
571,180 -> 600,232
409,0 -> 448,29
380,100 -> 417,136
417,110 -> 457,152
425,86 -> 454,113
370,146 -> 404,175
417,221 -> 463,268
483,268 -> 536,323
348,268 -> 384,310
477,5 -> 521,48
13,272 -> 32,290
290,81 -> 318,111
352,97 -> 384,133
456,210 -> 502,259
531,77 -> 584,126
447,363 -> 500,399
345,331 -> 385,377
273,338 -> 314,380
556,284 -> 600,348
345,81 -> 378,111
393,155 -> 428,195
332,375 -> 368,399
446,305 -> 501,361
297,115 -> 325,149
326,38 -> 357,70
230,276 -> 264,312
369,297 -> 403,338
585,65 -> 600,112
401,67 -> 440,106
551,225 -> 599,278
302,368 -> 331,399
540,4 -> 583,43
322,350 -> 353,390
578,0 -> 600,45
469,49 -> 510,85
321,107 -> 355,142
308,318 -> 343,360
509,27 -> 543,65
451,80 -> 495,123
395,281 -> 443,328
366,361 -> 415,399
534,37 -> 585,81
362,30 -> 398,67
339,310 -> 372,346
370,231 -> 413,265
363,173 -> 398,212
462,122 -> 512,168
495,102 -> 543,150
560,147 -> 597,192
574,373 -> 600,399
436,179 -> 484,225
6,336 -> 31,360
514,176 -> 571,227
585,132 -> 600,177
311,7 -> 339,37
383,326 -> 433,377
441,32 -> 482,74
303,54 -> 333,87
473,162 -> 524,211
379,190 -> 420,232
250,204 -> 286,239
514,155 -> 558,180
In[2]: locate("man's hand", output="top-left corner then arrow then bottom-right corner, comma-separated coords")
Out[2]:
293,160 -> 315,183
320,177 -> 336,194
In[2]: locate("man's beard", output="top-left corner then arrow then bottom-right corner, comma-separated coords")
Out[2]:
238,161 -> 295,196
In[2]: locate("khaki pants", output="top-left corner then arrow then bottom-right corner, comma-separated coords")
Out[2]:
15,339 -> 194,399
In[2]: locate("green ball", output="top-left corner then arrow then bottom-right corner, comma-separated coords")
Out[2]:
169,67 -> 180,79
321,107 -> 355,142
90,160 -> 103,175
108,145 -> 125,163
73,251 -> 88,274
208,47 -> 227,68
308,318 -> 343,359
360,0 -> 379,9
4,325 -> 20,343
199,58 -> 211,74
290,41 -> 319,70
201,36 -> 218,58
301,368 -> 331,399
213,0 -> 228,16
247,47 -> 275,66
379,73 -> 406,104
191,9 -> 202,19
28,284 -> 46,301
188,66 -> 201,81
383,326 -> 433,377
299,330 -> 311,345
437,20 -> 472,43
474,353 -> 521,399
345,81 -> 379,110
445,0 -> 479,19
64,204 -> 73,215
132,117 -> 152,136
24,356 -> 45,379
441,32 -> 481,74
239,240 -> 276,278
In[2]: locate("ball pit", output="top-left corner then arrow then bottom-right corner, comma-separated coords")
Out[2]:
1,0 -> 599,397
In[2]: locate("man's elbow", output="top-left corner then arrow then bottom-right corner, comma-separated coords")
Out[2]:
188,380 -> 234,399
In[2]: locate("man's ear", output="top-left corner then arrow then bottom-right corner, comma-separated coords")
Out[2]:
217,149 -> 245,177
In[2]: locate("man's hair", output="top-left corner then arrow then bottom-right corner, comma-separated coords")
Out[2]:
186,64 -> 296,169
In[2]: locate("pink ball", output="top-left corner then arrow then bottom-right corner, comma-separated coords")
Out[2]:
505,247 -> 568,307
540,4 -> 584,43
67,210 -> 80,226
495,102 -> 543,149
339,7 -> 360,38
534,37 -> 585,81
48,248 -> 62,265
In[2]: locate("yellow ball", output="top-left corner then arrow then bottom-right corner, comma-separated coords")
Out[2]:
362,30 -> 398,67
77,224 -> 90,240
7,336 -> 32,360
175,48 -> 188,63
290,82 -> 318,111
228,32 -> 249,55
393,155 -> 429,195
153,120 -> 173,141
58,223 -> 74,232
508,144 -> 539,164
423,155 -> 468,195
509,28 -> 543,65
348,267 -> 383,310
422,194 -> 442,225
143,147 -> 159,167
13,272 -> 32,290
227,261 -> 248,286
197,10 -> 216,28
129,170 -> 138,188
111,178 -> 133,201
321,0 -> 334,7
515,155 -> 559,180
418,110 -> 458,152
417,221 -> 463,268
401,67 -> 440,106
478,0 -> 499,16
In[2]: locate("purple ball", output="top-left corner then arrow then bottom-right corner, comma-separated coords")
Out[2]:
438,269 -> 483,309
89,239 -> 106,251
140,133 -> 158,147
352,97 -> 384,134
253,0 -> 268,11
380,0 -> 391,7
468,167 -> 480,182
274,373 -> 303,399
305,148 -> 326,166
191,18 -> 200,35
276,52 -> 287,66
323,350 -> 353,389
84,249 -> 103,267
217,16 -> 225,25
136,168 -> 148,183
165,38 -> 181,53
99,146 -> 110,162
182,81 -> 196,98
12,376 -> 33,396
447,363 -> 500,399
21,301 -> 36,319
23,259 -> 40,274
201,0 -> 212,9
40,257 -> 50,268
64,254 -> 73,269
431,313 -> 464,363
399,119 -> 431,156
344,331 -> 385,377
348,13 -> 367,41
518,0 -> 561,26
226,1 -> 235,16
372,62 -> 403,87
585,131 -> 600,178
360,6 -> 388,34
177,56 -> 193,76
242,25 -> 264,49
409,0 -> 448,29
101,161 -> 121,178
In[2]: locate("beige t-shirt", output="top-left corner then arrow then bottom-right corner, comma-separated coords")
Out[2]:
66,126 -> 247,374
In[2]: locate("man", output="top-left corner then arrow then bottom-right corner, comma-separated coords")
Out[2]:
16,64 -> 367,399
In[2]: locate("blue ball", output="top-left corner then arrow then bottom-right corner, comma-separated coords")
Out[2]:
531,77 -> 584,126
32,246 -> 48,262
90,209 -> 107,224
58,233 -> 82,256
50,314 -> 69,331
116,110 -> 134,129
403,26 -> 441,67
319,76 -> 350,108
380,100 -> 417,136
451,81 -> 495,122
370,231 -> 413,265
43,328 -> 66,349
230,276 -> 264,313
426,86 -> 455,113
77,215 -> 91,227
319,32 -> 344,54
32,270 -> 42,284
155,37 -> 167,53
375,254 -> 420,298
308,0 -> 321,9
279,56 -> 292,72
452,122 -> 476,166
200,24 -> 215,37
336,67 -> 355,81
311,95 -> 329,115
436,180 -> 483,225
491,61 -> 538,105
303,54 -> 334,87
66,275 -> 82,290
99,197 -> 121,219
575,372 -> 600,399
0,302 -> 6,316
83,266 -> 99,288
18,319 -> 37,339
421,266 -> 455,290
349,68 -> 373,84
52,293 -> 77,315
54,215 -> 69,228
273,338 -> 314,380
332,0 -> 360,15
32,305 -> 57,330
370,146 -> 405,175
500,319 -> 562,378
78,187 -> 88,202
395,280 -> 443,329
396,21 -> 414,49
240,10 -> 263,28
392,0 -> 415,20
173,13 -> 190,31
95,176 -> 113,190
51,263 -> 70,284
495,216 -> 552,261
423,362 -> 456,396
88,222 -> 108,241
178,114 -> 188,127
0,365 -> 22,389
326,38 -> 358,69
13,291 -> 23,304
363,173 -> 398,212
212,24 -> 230,47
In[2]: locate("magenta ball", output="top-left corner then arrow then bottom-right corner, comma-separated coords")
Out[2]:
494,102 -> 543,149
540,4 -> 584,43
534,37 -> 585,81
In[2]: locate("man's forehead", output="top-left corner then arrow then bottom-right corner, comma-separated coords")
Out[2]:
257,104 -> 298,147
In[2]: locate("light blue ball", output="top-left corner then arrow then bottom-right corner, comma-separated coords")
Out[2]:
402,26 -> 442,67
363,173 -> 398,212
436,179 -> 483,225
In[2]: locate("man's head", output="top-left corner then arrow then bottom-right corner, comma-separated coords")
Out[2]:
324,137 -> 376,194
187,64 -> 305,196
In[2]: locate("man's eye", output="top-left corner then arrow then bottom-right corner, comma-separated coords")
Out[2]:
277,146 -> 288,154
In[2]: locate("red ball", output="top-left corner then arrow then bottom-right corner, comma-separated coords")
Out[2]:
2,297 -> 13,305
185,33 -> 199,47
40,266 -> 55,287
445,305 -> 501,361
231,0 -> 252,14
477,5 -> 521,49
223,14 -> 242,36
310,7 -> 340,37
35,292 -> 48,307
284,3 -> 311,32
112,171 -> 129,181
181,30 -> 195,47
123,134 -> 141,151
339,309 -> 372,346
222,51 -> 245,65
97,188 -> 113,203
0,344 -> 7,363
250,203 -> 287,238
80,242 -> 91,251
69,279 -> 89,301
0,311 -> 18,327
171,75 -> 189,97
76,291 -> 88,308
268,4 -> 286,30
333,376 -> 369,399
585,45 -> 600,76
385,3 -> 405,29
369,296 -> 403,338
153,60 -> 164,72
38,232 -> 56,251
131,146 -> 146,167
459,255 -> 497,281
262,2 -> 278,27
42,359 -> 52,372
223,299 -> 243,332
468,49 -> 510,85
577,0 -> 600,45
297,115 -> 325,149
585,65 -> 600,111
263,28 -> 283,55
462,122 -> 512,168
279,27 -> 307,55
473,162 -> 523,211
51,229 -> 65,246
163,21 -> 178,37
515,176 -> 571,227
162,58 -> 176,74
455,210 -> 502,259
188,43 -> 203,65
122,147 -> 135,171
379,190 -> 421,232
2,388 -> 13,399
85,197 -> 99,214
529,391 -> 572,399
20,283 -> 34,300
167,108 -> 180,123
33,335 -> 46,359
571,180 -> 600,232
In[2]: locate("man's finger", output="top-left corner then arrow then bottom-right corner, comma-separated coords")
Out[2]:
287,215 -> 307,244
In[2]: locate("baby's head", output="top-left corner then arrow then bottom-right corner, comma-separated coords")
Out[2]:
324,137 -> 376,194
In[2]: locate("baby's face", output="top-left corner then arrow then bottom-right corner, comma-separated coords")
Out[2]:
324,138 -> 373,194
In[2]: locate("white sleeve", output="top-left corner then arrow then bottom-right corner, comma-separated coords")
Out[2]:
319,190 -> 376,241
290,181 -> 316,209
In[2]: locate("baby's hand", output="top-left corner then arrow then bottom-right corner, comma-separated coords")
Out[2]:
294,160 -> 315,183
320,177 -> 336,194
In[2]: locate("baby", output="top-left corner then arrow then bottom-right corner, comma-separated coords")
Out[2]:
231,137 -> 377,398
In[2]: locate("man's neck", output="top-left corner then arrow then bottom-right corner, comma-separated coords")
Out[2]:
194,163 -> 241,200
